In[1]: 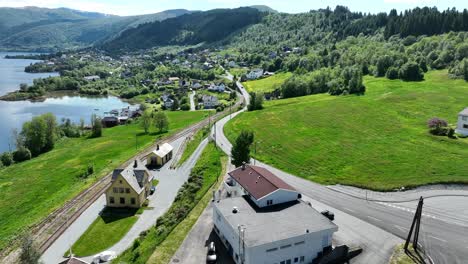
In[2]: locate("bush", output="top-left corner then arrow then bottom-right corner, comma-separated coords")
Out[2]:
180,104 -> 190,111
1,152 -> 13,166
386,67 -> 399,79
399,62 -> 424,81
13,147 -> 32,162
427,117 -> 449,136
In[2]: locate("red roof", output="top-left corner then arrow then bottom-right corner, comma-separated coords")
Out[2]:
228,165 -> 296,200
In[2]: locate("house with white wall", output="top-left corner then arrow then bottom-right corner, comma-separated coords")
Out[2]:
214,164 -> 338,264
456,108 -> 468,136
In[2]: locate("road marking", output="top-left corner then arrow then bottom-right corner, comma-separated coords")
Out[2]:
376,202 -> 438,220
428,235 -> 447,243
367,216 -> 382,222
343,208 -> 355,213
394,225 -> 408,231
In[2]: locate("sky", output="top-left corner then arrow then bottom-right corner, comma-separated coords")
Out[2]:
0,0 -> 466,16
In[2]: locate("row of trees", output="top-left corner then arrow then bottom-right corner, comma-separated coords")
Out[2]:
140,111 -> 169,134
0,114 -> 102,168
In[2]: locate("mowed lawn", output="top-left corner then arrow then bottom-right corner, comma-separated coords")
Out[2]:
225,71 -> 468,190
70,208 -> 138,257
0,111 -> 209,251
242,72 -> 292,93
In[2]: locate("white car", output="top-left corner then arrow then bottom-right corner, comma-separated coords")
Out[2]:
92,251 -> 116,263
206,242 -> 217,264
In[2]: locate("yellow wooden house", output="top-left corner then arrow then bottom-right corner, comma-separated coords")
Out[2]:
105,160 -> 153,208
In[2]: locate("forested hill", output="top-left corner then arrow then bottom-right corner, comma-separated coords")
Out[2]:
0,7 -> 191,51
102,7 -> 265,52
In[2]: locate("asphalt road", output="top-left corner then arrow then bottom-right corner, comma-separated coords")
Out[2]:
211,79 -> 468,263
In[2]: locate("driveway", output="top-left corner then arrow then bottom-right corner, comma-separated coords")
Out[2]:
41,136 -> 209,264
189,91 -> 196,111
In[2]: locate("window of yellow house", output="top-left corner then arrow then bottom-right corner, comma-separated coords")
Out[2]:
119,188 -> 124,193
113,187 -> 118,193
131,198 -> 136,205
120,197 -> 125,204
126,188 -> 130,193
110,197 -> 115,204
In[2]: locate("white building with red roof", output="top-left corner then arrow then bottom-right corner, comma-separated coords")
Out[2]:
214,164 -> 338,264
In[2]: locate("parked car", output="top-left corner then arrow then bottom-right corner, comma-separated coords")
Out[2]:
206,241 -> 217,263
92,251 -> 116,263
150,185 -> 156,195
321,210 -> 335,221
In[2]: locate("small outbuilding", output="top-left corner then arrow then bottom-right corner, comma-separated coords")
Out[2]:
455,107 -> 468,136
146,143 -> 174,167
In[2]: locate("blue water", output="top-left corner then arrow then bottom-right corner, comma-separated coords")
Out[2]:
0,52 -> 131,153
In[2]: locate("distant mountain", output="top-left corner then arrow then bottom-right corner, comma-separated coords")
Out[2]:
248,5 -> 278,13
102,7 -> 265,52
0,7 -> 191,51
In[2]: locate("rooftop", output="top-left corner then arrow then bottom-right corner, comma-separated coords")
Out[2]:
459,108 -> 468,116
214,196 -> 337,247
228,165 -> 296,200
152,143 -> 173,158
112,160 -> 152,194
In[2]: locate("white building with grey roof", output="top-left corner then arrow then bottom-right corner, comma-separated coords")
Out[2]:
213,165 -> 338,264
456,107 -> 468,136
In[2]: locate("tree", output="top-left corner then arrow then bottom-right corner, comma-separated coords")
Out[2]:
19,235 -> 41,264
21,116 -> 47,157
386,67 -> 399,79
42,113 -> 57,151
141,111 -> 152,134
90,114 -> 102,138
399,62 -> 424,81
248,92 -> 264,111
154,111 -> 169,133
231,130 -> 254,167
1,152 -> 13,166
13,147 -> 32,163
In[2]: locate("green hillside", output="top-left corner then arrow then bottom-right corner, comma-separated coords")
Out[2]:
225,71 -> 468,190
0,7 -> 190,51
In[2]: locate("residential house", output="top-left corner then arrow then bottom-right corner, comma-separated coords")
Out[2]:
208,83 -> 226,93
456,108 -> 468,136
101,116 -> 119,128
228,61 -> 238,68
163,97 -> 174,109
246,69 -> 264,80
215,164 -> 338,264
202,95 -> 219,109
105,160 -> 153,208
146,143 -> 174,167
83,75 -> 101,82
191,81 -> 203,90
59,257 -> 89,264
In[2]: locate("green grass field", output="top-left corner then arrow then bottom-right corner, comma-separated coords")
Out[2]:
242,72 -> 292,93
0,111 -> 209,251
69,208 -> 138,257
225,71 -> 468,190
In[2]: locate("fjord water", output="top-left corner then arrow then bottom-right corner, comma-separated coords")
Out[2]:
0,52 -> 131,153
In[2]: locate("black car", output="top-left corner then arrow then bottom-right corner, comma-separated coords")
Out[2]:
150,186 -> 156,195
321,210 -> 335,221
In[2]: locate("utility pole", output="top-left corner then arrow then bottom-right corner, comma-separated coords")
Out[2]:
405,196 -> 424,252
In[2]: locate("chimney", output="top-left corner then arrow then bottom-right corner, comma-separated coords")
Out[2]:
157,144 -> 160,150
241,162 -> 246,170
133,160 -> 138,168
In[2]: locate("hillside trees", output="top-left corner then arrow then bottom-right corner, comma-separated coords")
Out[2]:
399,62 -> 424,81
154,111 -> 169,133
90,114 -> 103,138
141,110 -> 152,134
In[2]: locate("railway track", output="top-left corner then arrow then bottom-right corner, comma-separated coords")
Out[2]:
0,95 -> 242,262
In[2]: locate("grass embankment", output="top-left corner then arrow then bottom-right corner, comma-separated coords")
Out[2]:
225,70 -> 468,190
242,72 -> 292,93
113,142 -> 225,264
176,126 -> 209,167
0,111 -> 209,251
147,155 -> 227,264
